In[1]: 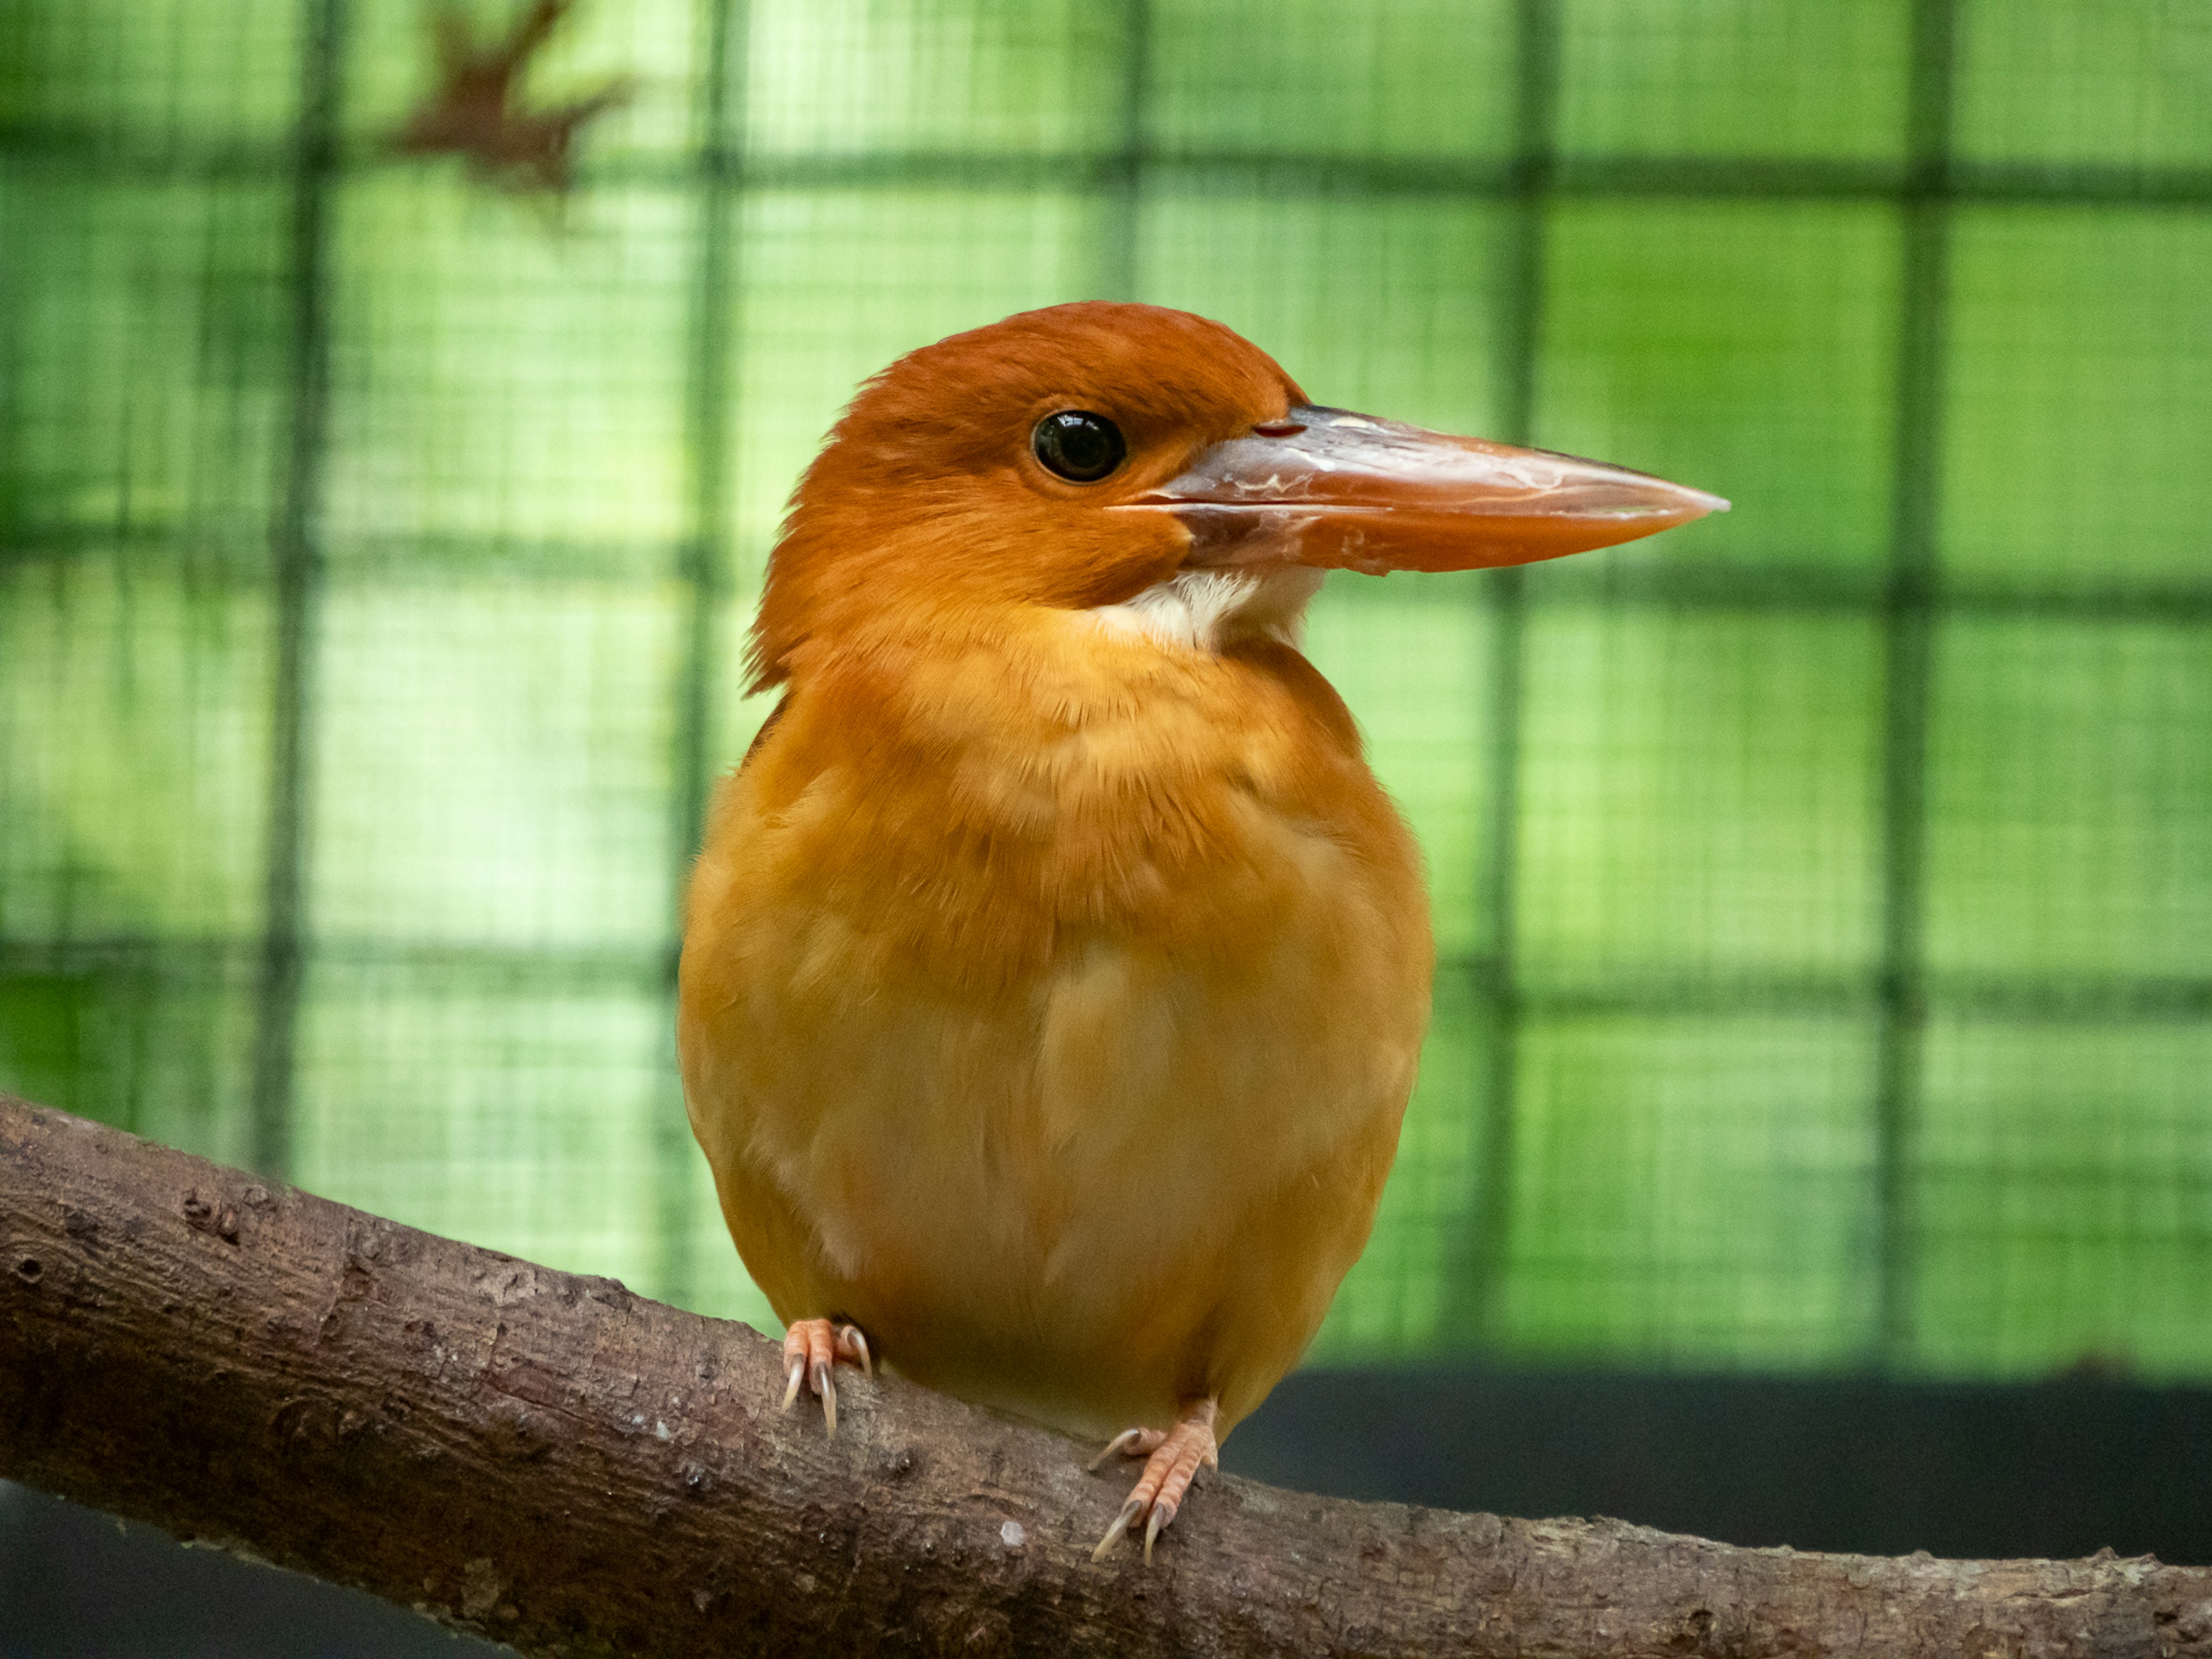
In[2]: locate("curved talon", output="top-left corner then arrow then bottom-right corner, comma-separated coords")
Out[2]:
1090,1496 -> 1144,1562
1143,1499 -> 1175,1565
1087,1426 -> 1156,1472
838,1325 -> 873,1378
780,1317 -> 873,1435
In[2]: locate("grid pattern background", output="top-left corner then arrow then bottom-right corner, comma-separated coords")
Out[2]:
2,0 -> 2207,1381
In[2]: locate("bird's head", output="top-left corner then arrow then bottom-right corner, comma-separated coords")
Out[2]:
749,302 -> 1725,688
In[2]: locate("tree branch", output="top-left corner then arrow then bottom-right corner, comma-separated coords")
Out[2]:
1,1093 -> 2205,1657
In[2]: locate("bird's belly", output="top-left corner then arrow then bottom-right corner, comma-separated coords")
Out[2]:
701,913 -> 1419,1439
684,832 -> 1427,1441
680,660 -> 1433,1440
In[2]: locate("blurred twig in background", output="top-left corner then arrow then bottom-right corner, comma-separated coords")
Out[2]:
393,0 -> 630,191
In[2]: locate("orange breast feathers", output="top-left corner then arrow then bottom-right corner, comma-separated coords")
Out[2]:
676,301 -> 1725,1559
682,599 -> 1431,1442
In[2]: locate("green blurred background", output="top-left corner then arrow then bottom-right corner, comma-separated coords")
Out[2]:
2,0 -> 2208,1396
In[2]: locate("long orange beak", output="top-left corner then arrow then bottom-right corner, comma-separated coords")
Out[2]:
1120,405 -> 1727,574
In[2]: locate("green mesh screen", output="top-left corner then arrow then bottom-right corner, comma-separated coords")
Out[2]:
3,0 -> 2207,1381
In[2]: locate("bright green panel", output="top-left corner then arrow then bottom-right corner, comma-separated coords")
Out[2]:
1518,606 -> 1884,987
1147,0 -> 1516,160
745,0 -> 1122,158
1138,194 -> 1506,437
294,967 -> 681,1296
1304,584 -> 1494,959
0,0 -> 298,142
1956,0 -> 2212,168
1312,977 -> 1482,1358
1557,0 -> 1911,162
729,188 -> 1101,582
0,967 -> 255,1166
1924,618 -> 2212,984
0,558 -> 271,942
1503,1015 -> 1877,1367
322,176 -> 695,554
1539,200 -> 1898,580
1914,1020 -> 2212,1379
343,0 -> 702,162
0,175 -> 288,554
1942,209 -> 2212,590
310,578 -> 682,950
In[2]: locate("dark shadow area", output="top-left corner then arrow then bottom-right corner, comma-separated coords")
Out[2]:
7,1365 -> 2207,1653
0,1480 -> 502,1658
1227,1366 -> 2212,1565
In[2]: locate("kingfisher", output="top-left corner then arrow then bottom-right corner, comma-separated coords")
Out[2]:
678,302 -> 1724,1560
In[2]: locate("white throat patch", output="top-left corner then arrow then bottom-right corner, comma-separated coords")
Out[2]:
1084,567 -> 1324,655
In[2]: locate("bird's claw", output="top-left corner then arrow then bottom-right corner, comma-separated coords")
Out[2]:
1088,1400 -> 1218,1565
1143,1499 -> 1175,1564
780,1319 -> 872,1438
1086,1426 -> 1160,1472
1090,1496 -> 1145,1562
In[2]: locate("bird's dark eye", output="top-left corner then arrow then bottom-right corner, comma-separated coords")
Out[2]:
1032,410 -> 1126,483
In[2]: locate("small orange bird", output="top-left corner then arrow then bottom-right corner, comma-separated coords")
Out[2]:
678,303 -> 1723,1560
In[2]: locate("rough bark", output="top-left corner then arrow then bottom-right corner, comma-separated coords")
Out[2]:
1,1093 -> 2205,1658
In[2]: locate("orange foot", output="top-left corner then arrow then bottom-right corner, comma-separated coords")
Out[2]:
780,1317 -> 872,1437
1089,1397 -> 1219,1564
